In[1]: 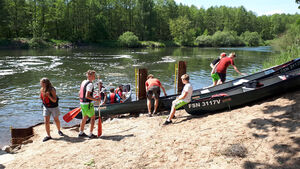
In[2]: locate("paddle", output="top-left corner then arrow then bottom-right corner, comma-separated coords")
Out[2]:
63,107 -> 81,123
97,75 -> 102,137
97,106 -> 102,137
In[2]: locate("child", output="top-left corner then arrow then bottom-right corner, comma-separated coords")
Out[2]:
163,74 -> 193,125
78,70 -> 100,138
40,77 -> 64,142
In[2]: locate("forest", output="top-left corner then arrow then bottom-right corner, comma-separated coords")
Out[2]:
0,0 -> 299,48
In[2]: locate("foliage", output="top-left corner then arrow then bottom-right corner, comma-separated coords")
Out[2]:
241,31 -> 262,46
29,38 -> 50,48
0,0 -> 299,47
271,22 -> 300,51
264,17 -> 300,68
84,158 -> 95,167
195,31 -> 244,47
140,41 -> 166,48
194,35 -> 213,47
169,16 -> 195,46
211,31 -> 244,47
263,46 -> 300,68
118,31 -> 140,48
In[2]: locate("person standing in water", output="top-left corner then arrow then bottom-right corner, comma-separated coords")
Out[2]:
40,77 -> 64,142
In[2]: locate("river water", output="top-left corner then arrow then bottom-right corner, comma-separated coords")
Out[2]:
0,46 -> 277,147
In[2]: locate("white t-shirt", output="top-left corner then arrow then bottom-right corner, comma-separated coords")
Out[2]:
180,83 -> 193,103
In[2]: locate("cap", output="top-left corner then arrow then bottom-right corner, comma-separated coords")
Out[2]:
98,80 -> 103,83
220,53 -> 226,57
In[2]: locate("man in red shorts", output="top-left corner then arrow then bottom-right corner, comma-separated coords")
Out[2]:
145,74 -> 167,116
216,52 -> 245,85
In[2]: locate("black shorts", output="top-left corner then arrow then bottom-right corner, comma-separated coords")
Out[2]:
147,86 -> 160,99
217,72 -> 226,82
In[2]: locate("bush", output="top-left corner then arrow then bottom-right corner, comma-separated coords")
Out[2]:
211,31 -> 244,47
29,37 -> 50,48
194,35 -> 213,47
271,23 -> 300,51
194,31 -> 244,47
118,31 -> 139,48
140,41 -> 166,48
241,31 -> 262,46
263,45 -> 299,69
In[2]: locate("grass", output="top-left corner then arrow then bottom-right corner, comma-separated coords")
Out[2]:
263,46 -> 300,69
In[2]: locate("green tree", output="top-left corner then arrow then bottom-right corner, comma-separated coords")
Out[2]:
169,16 -> 194,46
6,0 -> 31,37
241,31 -> 262,46
135,0 -> 156,40
204,7 -> 217,35
0,0 -> 9,38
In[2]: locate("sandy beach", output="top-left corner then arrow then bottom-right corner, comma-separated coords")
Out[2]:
1,90 -> 299,169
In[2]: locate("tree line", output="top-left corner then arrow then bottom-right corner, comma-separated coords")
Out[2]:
0,0 -> 299,46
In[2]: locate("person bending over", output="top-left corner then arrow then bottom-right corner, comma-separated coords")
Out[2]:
216,52 -> 245,85
145,74 -> 167,116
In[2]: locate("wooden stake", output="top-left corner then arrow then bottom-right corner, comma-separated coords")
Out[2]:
138,68 -> 148,100
177,61 -> 186,94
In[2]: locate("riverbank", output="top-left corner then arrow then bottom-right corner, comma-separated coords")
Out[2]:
0,38 -> 177,49
1,90 -> 299,168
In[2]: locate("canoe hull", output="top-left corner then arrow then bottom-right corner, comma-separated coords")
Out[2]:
184,69 -> 300,115
71,58 -> 300,118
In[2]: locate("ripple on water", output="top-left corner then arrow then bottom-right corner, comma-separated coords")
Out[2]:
156,56 -> 176,63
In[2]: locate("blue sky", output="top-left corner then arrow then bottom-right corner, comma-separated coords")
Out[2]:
174,0 -> 299,16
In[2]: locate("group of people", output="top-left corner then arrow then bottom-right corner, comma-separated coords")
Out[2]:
210,52 -> 245,86
39,70 -> 128,141
39,52 -> 243,142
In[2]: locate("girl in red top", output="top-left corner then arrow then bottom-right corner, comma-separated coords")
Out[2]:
40,77 -> 63,142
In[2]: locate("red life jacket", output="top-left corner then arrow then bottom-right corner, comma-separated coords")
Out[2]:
40,89 -> 59,108
80,81 -> 94,103
107,93 -> 117,104
115,88 -> 123,97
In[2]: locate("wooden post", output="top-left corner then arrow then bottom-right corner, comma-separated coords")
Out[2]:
138,68 -> 148,100
177,61 -> 186,94
11,126 -> 34,145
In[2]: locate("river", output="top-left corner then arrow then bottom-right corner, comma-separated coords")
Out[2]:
0,46 -> 278,147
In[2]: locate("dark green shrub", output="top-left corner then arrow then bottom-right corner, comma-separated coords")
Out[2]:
194,35 -> 213,47
211,31 -> 244,47
118,31 -> 139,48
29,37 -> 50,48
241,31 -> 262,46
